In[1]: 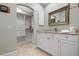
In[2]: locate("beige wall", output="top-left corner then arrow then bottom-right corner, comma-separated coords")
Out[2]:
0,4 -> 16,54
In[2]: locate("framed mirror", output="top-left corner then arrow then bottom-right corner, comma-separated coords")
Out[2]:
48,5 -> 70,26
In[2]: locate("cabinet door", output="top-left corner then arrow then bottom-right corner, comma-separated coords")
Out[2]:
44,34 -> 52,53
47,34 -> 59,56
37,33 -> 47,50
60,40 -> 78,56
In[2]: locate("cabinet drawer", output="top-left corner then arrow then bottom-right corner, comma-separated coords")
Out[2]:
67,35 -> 78,42
47,34 -> 54,38
60,35 -> 78,42
53,34 -> 60,39
54,34 -> 78,42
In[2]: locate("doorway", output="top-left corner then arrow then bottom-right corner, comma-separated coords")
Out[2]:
16,4 -> 34,48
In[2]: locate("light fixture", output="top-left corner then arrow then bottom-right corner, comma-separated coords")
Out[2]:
40,3 -> 49,7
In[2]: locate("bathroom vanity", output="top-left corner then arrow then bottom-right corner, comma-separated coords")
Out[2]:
36,31 -> 79,56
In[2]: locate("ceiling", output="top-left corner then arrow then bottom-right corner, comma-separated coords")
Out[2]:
16,5 -> 33,16
40,3 -> 49,7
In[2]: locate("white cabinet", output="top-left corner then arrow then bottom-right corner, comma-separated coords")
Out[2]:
37,33 -> 59,55
60,35 -> 78,56
60,40 -> 78,56
48,34 -> 59,55
37,33 -> 46,50
37,32 -> 79,56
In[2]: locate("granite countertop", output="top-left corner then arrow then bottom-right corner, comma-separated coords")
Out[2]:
37,30 -> 79,35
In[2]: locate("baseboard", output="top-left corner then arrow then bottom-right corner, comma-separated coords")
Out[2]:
0,51 -> 16,56
37,47 -> 52,56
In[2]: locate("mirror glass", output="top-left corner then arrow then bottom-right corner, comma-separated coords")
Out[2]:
48,6 -> 70,26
